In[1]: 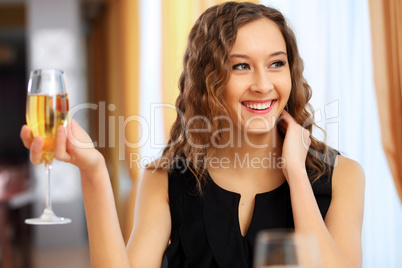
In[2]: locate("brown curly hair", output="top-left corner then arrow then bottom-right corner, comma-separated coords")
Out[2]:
155,1 -> 334,193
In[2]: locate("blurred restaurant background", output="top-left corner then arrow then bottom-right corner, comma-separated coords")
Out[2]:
0,0 -> 401,267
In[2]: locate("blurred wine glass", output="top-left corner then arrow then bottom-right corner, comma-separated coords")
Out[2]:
253,230 -> 321,268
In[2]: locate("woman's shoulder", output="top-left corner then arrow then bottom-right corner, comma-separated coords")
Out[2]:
139,160 -> 170,201
332,154 -> 365,193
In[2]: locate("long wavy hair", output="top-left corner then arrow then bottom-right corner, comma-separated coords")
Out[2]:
156,2 -> 334,193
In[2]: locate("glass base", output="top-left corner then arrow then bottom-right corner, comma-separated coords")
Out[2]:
25,209 -> 71,225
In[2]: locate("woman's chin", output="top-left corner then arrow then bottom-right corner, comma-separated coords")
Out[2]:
244,127 -> 275,135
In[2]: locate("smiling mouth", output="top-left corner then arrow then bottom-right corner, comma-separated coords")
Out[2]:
241,100 -> 276,111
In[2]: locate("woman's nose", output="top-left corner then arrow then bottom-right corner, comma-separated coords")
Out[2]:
250,70 -> 274,93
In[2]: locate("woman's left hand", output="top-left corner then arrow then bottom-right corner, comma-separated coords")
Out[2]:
277,110 -> 311,179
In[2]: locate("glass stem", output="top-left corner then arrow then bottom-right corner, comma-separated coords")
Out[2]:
44,162 -> 53,213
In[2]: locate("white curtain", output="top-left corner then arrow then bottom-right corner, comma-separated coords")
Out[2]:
139,0 -> 402,266
260,0 -> 402,267
139,0 -> 164,161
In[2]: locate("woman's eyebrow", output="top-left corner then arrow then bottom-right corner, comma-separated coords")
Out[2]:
230,51 -> 287,58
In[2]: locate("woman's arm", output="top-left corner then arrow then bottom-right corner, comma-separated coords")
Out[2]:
81,160 -> 171,268
80,159 -> 132,267
278,110 -> 365,268
286,157 -> 364,268
20,121 -> 171,267
126,167 -> 171,267
324,155 -> 365,267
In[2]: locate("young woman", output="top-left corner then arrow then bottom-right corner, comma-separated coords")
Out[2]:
21,2 -> 364,267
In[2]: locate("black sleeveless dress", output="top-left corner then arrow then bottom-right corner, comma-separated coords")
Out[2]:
164,150 -> 338,268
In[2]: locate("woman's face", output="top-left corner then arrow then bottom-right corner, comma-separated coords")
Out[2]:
224,18 -> 291,134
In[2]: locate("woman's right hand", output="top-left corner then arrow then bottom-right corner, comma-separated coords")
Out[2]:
20,120 -> 104,174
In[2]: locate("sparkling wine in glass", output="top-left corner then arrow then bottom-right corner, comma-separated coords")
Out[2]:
253,230 -> 321,268
25,69 -> 71,225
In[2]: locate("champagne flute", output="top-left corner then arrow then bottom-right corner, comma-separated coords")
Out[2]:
25,69 -> 71,225
253,230 -> 321,268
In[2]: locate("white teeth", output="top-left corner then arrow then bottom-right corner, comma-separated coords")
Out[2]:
245,101 -> 273,110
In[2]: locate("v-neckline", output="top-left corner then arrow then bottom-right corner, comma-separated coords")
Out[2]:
207,173 -> 287,238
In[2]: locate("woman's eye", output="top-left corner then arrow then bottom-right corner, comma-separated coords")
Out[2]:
270,60 -> 287,68
232,63 -> 250,70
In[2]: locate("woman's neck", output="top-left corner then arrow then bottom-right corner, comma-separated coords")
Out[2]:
211,126 -> 284,171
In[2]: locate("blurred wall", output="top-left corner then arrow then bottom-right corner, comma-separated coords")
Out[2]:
0,4 -> 27,165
